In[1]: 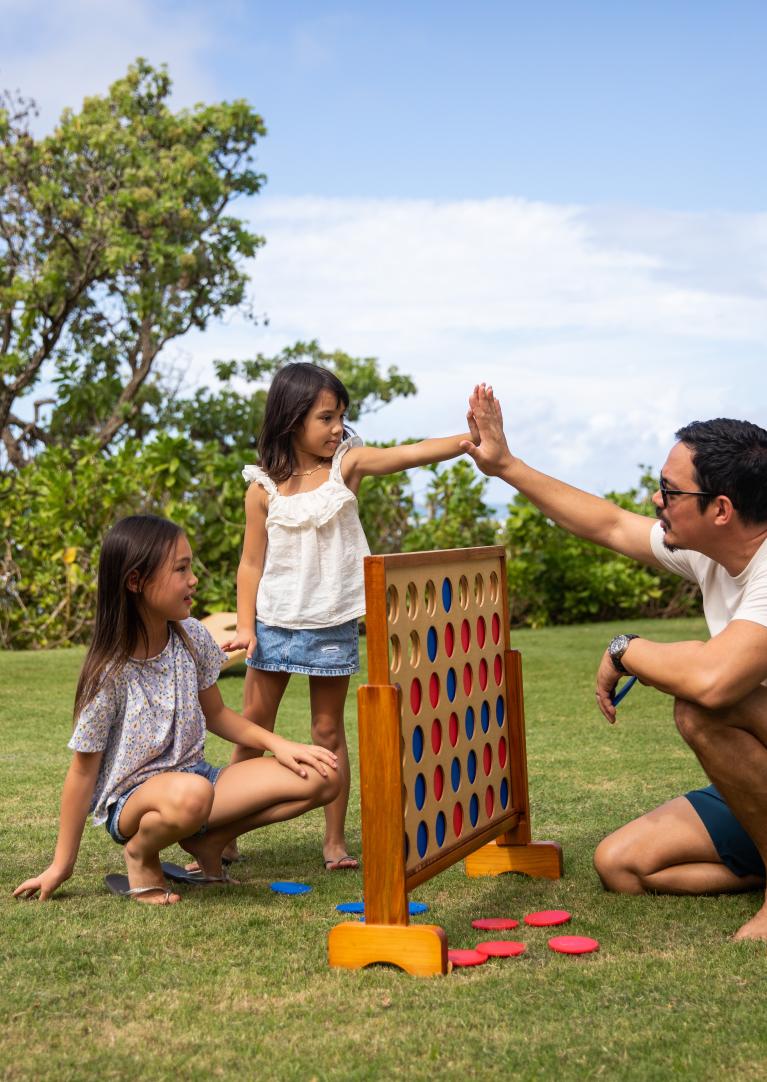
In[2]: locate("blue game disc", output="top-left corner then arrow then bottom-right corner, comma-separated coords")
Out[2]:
336,901 -> 365,913
336,900 -> 429,915
270,881 -> 312,895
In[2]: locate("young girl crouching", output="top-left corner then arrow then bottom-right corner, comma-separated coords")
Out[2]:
14,515 -> 339,906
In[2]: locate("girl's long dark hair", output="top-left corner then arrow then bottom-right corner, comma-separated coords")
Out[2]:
258,362 -> 352,482
73,515 -> 185,720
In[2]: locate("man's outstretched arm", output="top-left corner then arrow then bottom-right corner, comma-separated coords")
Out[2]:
462,384 -> 662,568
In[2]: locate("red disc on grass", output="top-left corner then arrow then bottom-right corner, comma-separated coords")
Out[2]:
548,935 -> 599,955
448,948 -> 488,968
475,940 -> 527,957
471,917 -> 520,931
524,909 -> 571,927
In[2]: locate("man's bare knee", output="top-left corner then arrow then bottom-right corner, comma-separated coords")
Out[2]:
593,834 -> 641,893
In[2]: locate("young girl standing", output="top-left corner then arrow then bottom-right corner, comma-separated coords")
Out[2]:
222,362 -> 478,870
14,515 -> 339,906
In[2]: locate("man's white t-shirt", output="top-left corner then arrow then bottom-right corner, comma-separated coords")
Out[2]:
650,521 -> 767,637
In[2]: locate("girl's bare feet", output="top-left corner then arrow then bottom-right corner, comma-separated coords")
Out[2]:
180,835 -> 240,883
123,844 -> 181,905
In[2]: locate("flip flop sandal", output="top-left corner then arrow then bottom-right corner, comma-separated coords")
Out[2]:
161,862 -> 232,885
104,874 -> 175,903
323,853 -> 360,871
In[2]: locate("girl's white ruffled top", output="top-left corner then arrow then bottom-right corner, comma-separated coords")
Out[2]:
242,435 -> 371,629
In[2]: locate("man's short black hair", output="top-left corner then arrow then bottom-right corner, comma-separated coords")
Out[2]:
675,418 -> 767,524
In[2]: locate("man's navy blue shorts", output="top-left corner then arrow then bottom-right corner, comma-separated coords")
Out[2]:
685,784 -> 765,879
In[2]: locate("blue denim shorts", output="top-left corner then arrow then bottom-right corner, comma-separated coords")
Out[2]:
246,618 -> 360,677
685,784 -> 765,879
104,760 -> 222,845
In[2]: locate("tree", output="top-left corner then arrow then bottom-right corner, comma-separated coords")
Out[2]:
403,460 -> 499,552
161,340 -> 417,455
0,60 -> 266,468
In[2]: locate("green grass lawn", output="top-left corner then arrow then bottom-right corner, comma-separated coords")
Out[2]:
2,618 -> 766,1081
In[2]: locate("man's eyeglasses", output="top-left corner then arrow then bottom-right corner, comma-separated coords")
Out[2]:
659,476 -> 714,509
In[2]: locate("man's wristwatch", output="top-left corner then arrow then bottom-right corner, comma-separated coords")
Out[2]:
608,634 -> 639,674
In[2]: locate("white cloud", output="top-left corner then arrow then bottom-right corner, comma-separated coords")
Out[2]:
225,195 -> 765,500
0,0 -> 216,131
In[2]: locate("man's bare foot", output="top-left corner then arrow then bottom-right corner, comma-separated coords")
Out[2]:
732,903 -> 767,942
180,836 -> 239,883
123,845 -> 181,905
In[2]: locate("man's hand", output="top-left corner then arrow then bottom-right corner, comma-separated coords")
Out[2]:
595,649 -> 621,724
460,383 -> 514,477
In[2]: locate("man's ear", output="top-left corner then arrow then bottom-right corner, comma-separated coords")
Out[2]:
713,495 -> 735,526
126,570 -> 141,593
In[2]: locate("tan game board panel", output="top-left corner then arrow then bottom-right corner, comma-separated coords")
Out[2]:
362,548 -> 523,877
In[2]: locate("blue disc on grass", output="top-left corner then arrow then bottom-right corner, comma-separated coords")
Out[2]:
336,901 -> 365,913
270,881 -> 312,895
337,900 -> 430,916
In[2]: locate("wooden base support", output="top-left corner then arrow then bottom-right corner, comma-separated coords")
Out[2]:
328,922 -> 449,977
464,839 -> 563,879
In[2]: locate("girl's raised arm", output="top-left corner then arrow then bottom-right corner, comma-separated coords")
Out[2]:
341,421 -> 478,490
14,750 -> 102,901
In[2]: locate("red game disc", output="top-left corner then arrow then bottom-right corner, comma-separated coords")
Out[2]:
475,940 -> 527,957
448,949 -> 488,968
471,917 -> 520,931
524,909 -> 571,927
548,935 -> 600,955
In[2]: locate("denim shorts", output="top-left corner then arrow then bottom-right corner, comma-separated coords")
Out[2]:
104,760 -> 222,845
685,784 -> 765,879
246,618 -> 360,677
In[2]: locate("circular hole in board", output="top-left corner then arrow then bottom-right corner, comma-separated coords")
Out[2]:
386,585 -> 399,622
410,678 -> 422,715
423,579 -> 437,616
474,573 -> 485,605
406,581 -> 419,619
389,635 -> 401,673
441,577 -> 453,612
431,718 -> 442,754
489,571 -> 500,603
429,672 -> 440,708
426,626 -> 438,663
448,711 -> 459,746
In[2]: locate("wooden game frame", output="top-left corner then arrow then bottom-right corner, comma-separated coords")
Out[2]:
328,546 -> 562,976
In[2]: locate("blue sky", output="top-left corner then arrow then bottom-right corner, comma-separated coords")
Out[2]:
2,1 -> 765,502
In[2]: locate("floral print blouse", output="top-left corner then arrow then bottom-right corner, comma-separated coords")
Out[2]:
68,619 -> 225,824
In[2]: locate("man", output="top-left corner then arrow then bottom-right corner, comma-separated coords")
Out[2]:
462,385 -> 767,941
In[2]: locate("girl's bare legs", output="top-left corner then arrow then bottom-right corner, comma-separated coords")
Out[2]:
180,757 -> 340,877
203,668 -> 290,865
309,674 -> 356,868
116,771 -> 219,905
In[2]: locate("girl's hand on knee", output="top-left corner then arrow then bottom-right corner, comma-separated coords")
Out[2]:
14,864 -> 70,902
273,737 -> 339,778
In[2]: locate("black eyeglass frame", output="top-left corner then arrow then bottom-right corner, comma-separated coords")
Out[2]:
658,476 -> 715,509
